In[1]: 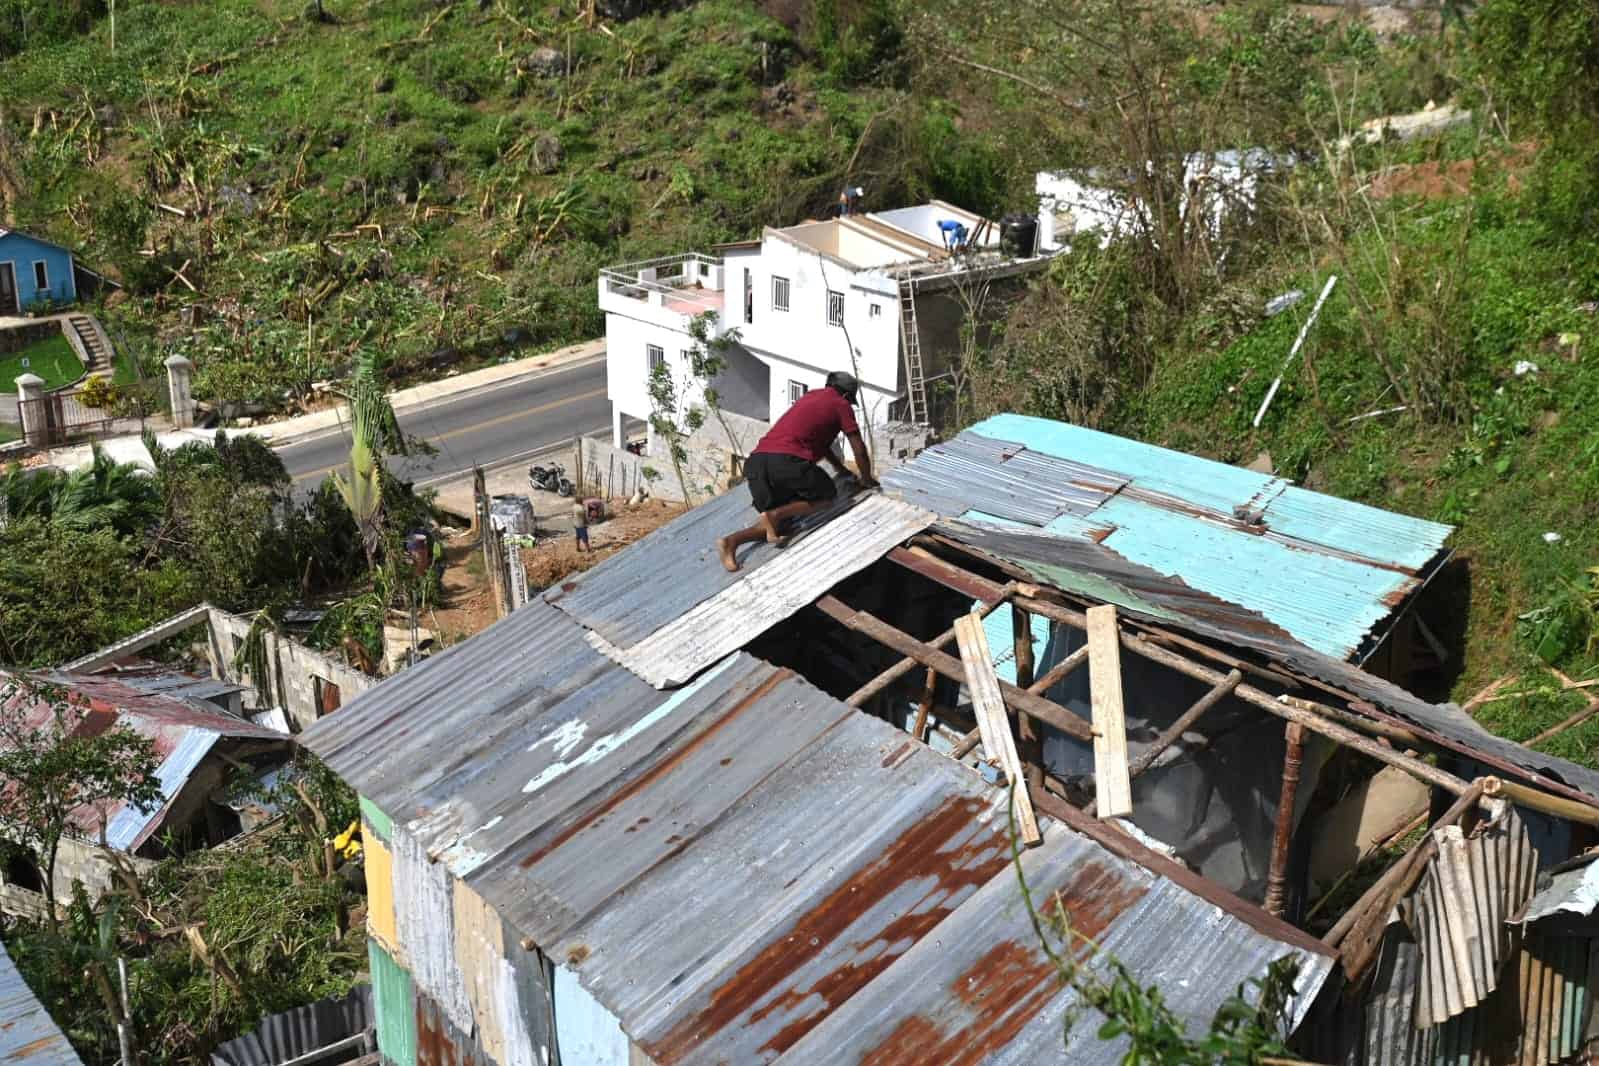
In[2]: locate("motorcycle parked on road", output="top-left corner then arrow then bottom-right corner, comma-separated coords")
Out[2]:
529,463 -> 575,497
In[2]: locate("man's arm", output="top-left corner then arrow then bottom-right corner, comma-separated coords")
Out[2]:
843,430 -> 876,488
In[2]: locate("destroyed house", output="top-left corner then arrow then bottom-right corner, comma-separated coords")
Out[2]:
302,414 -> 1599,1065
0,667 -> 292,915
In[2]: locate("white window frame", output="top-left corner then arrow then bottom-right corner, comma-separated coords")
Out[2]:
646,344 -> 665,375
869,301 -> 882,319
31,261 -> 48,291
788,380 -> 808,406
827,289 -> 845,327
771,275 -> 790,313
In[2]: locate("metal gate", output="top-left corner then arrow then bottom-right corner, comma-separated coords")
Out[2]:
16,390 -> 114,447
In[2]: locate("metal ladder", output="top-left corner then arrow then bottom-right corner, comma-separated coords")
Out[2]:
897,277 -> 928,425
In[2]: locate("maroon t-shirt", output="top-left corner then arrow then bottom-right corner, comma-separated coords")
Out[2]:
753,388 -> 859,463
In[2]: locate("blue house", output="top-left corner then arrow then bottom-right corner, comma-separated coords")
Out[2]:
0,228 -> 78,314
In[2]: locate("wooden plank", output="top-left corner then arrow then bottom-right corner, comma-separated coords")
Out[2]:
1087,604 -> 1132,819
953,612 -> 1041,847
844,582 -> 1017,707
816,596 -> 1093,741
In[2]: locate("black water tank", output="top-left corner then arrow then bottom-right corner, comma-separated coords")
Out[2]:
1000,213 -> 1038,257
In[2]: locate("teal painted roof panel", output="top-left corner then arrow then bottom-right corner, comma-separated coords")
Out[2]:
968,414 -> 1283,514
1093,494 -> 1415,660
1263,485 -> 1452,573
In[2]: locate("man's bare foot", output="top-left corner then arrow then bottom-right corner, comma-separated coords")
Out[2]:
716,537 -> 740,573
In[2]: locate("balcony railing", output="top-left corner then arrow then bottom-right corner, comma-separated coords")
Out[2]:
600,252 -> 724,315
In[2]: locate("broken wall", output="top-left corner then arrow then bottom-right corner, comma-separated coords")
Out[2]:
207,609 -> 375,733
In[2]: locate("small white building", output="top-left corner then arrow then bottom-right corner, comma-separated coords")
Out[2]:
597,201 -> 1052,446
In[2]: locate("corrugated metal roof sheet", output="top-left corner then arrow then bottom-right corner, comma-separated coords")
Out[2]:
0,939 -> 82,1066
1518,856 -> 1599,924
881,416 -> 1454,661
301,600 -> 1332,1065
1404,804 -> 1537,1027
0,669 -> 285,850
583,494 -> 934,688
209,985 -> 372,1066
544,487 -> 793,648
879,433 -> 1125,525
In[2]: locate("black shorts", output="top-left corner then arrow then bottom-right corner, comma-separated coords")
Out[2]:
745,452 -> 837,513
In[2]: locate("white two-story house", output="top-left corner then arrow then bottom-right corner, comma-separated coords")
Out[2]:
597,201 -> 1052,448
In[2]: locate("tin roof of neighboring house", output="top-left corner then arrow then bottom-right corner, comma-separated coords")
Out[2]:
882,415 -> 1455,662
0,669 -> 286,852
301,599 -> 1335,1065
0,940 -> 82,1066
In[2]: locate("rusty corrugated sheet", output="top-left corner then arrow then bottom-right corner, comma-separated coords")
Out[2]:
584,494 -> 934,688
302,599 -> 1333,1066
0,668 -> 286,851
1405,803 -> 1537,1027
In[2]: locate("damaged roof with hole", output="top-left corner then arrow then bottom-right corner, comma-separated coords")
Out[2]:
0,668 -> 286,852
302,592 -> 1336,1065
881,414 -> 1455,663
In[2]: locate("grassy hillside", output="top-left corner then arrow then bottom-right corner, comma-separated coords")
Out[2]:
0,0 -> 967,406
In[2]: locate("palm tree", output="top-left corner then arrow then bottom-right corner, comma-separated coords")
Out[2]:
48,447 -> 162,539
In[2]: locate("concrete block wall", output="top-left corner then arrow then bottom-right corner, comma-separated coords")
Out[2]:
208,609 -> 375,733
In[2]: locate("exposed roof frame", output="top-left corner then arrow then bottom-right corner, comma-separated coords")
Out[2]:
893,536 -> 1599,820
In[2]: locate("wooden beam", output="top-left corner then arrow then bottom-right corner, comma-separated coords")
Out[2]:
1484,776 -> 1599,828
1028,643 -> 1090,695
906,545 -> 1598,814
1263,722 -> 1307,917
954,613 -> 1041,846
1087,605 -> 1132,819
1012,604 -> 1042,789
843,581 -> 1018,708
1324,779 -> 1488,950
911,667 -> 936,743
1084,668 -> 1244,818
816,596 -> 1094,741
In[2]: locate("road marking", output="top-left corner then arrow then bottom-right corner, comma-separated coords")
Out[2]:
291,386 -> 607,484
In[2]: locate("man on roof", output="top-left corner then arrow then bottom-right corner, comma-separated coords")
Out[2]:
716,371 -> 877,573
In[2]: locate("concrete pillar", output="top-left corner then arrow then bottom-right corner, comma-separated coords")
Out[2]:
14,373 -> 45,446
612,404 -> 623,448
164,354 -> 196,429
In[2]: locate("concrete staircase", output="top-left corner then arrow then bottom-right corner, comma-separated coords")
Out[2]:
66,314 -> 112,377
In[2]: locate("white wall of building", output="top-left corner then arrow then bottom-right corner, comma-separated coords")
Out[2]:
736,237 -> 901,399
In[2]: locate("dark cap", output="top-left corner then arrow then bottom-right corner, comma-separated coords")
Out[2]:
825,371 -> 859,399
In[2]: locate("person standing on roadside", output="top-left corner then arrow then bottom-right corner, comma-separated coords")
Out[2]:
572,497 -> 590,552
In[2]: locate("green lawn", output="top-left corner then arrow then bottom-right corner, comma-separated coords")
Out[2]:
0,334 -> 83,392
0,422 -> 19,444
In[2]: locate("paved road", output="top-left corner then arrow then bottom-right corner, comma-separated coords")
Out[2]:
278,356 -> 611,492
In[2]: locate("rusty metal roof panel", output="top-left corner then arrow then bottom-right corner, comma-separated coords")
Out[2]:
775,820 -> 1335,1065
587,495 -> 934,688
301,603 -> 1332,1066
879,432 -> 1126,526
0,940 -> 82,1066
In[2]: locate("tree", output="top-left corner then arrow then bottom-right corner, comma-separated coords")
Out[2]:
0,675 -> 160,932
